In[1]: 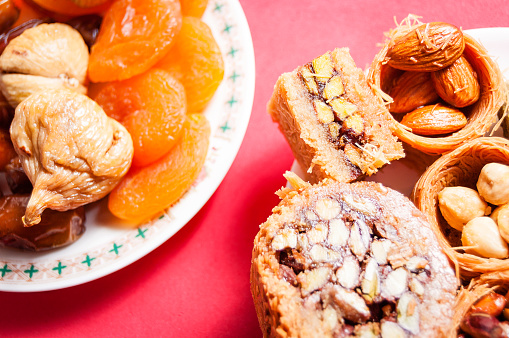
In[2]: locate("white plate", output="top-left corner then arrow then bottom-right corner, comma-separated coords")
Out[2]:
0,0 -> 255,292
291,27 -> 509,197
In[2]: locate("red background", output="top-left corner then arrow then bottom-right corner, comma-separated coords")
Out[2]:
2,0 -> 509,337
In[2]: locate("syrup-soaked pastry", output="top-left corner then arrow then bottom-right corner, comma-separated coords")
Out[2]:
0,194 -> 85,251
267,48 -> 404,184
251,174 -> 457,337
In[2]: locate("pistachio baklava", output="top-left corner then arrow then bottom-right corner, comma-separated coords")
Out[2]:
251,174 -> 457,337
268,48 -> 404,183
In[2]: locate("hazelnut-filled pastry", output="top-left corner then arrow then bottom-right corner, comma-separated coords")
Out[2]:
251,173 -> 457,337
268,48 -> 404,184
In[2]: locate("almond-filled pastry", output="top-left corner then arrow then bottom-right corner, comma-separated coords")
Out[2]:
251,173 -> 457,337
268,48 -> 404,184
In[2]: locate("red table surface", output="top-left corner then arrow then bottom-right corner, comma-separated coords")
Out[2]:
1,0 -> 508,336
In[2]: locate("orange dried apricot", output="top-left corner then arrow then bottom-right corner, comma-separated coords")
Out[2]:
108,114 -> 210,224
156,16 -> 224,113
181,0 -> 208,18
26,0 -> 112,16
0,129 -> 17,170
88,0 -> 182,82
92,68 -> 186,167
69,0 -> 111,7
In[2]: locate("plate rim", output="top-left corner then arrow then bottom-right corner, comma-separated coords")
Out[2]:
0,0 -> 256,292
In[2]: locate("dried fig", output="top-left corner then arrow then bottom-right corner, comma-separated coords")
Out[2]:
0,23 -> 88,107
10,88 -> 134,226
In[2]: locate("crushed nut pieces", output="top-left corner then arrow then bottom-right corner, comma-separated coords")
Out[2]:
269,194 -> 435,335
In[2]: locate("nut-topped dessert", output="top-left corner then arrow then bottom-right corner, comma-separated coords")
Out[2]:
251,174 -> 457,337
268,48 -> 404,184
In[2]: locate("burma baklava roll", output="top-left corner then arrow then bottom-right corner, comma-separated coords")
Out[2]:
268,48 -> 404,184
251,173 -> 457,337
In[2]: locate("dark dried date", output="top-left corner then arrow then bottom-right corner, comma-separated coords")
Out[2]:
0,0 -> 20,35
66,15 -> 102,48
0,18 -> 52,55
0,194 -> 86,251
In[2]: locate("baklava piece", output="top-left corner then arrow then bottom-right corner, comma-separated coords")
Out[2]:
268,48 -> 404,183
251,174 -> 457,337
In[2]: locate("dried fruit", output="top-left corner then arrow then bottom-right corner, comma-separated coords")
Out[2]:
0,194 -> 85,251
181,0 -> 208,17
0,23 -> 88,107
387,22 -> 464,72
401,103 -> 467,136
10,89 -> 133,226
108,114 -> 210,224
92,68 -> 187,167
69,0 -> 112,7
156,16 -> 224,112
28,0 -> 112,16
0,18 -> 51,55
388,71 -> 439,113
0,128 -> 16,170
0,0 -> 19,34
88,0 -> 182,82
66,15 -> 102,48
432,56 -> 480,108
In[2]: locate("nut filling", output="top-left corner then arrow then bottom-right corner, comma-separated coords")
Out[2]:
298,52 -> 389,174
251,180 -> 457,337
300,54 -> 367,154
273,192 -> 433,336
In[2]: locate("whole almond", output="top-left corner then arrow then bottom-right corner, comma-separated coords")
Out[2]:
401,103 -> 467,135
387,22 -> 464,72
388,71 -> 439,113
431,55 -> 480,108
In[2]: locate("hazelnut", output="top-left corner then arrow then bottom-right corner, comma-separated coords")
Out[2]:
477,163 -> 509,205
461,217 -> 509,259
493,204 -> 509,243
0,23 -> 88,107
438,186 -> 489,231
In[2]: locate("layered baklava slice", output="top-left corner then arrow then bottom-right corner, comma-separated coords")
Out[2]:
268,48 -> 404,183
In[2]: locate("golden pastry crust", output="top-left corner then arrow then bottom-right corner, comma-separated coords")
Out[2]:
251,178 -> 457,337
268,48 -> 404,184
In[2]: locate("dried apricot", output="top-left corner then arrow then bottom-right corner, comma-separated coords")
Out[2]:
70,0 -> 111,7
25,0 -> 112,16
181,0 -> 208,18
92,68 -> 186,167
88,0 -> 182,82
156,16 -> 223,113
0,129 -> 16,170
108,114 -> 210,224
